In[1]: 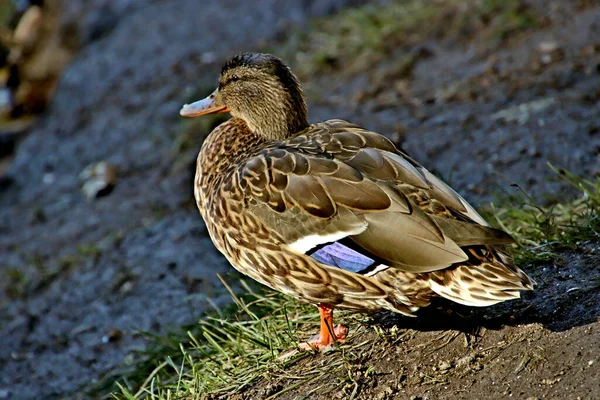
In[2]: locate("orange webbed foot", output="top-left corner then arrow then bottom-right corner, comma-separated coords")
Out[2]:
298,324 -> 348,350
298,304 -> 348,351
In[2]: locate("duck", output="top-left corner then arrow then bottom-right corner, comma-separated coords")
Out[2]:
180,53 -> 533,350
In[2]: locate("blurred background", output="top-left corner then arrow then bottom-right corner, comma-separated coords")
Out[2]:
0,0 -> 599,398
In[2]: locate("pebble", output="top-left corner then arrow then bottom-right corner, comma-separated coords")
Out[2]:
79,161 -> 117,199
538,41 -> 559,54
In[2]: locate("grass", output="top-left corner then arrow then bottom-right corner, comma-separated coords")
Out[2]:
110,278 -> 369,399
3,268 -> 27,299
106,166 -> 600,400
489,164 -> 600,265
276,0 -> 537,76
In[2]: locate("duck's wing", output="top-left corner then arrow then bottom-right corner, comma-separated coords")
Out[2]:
240,119 -> 512,274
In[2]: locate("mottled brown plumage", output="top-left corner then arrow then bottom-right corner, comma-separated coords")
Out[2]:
181,53 -> 533,350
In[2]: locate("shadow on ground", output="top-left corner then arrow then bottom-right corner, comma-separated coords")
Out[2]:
377,243 -> 600,334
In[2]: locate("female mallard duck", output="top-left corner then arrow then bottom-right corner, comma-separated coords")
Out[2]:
180,53 -> 533,350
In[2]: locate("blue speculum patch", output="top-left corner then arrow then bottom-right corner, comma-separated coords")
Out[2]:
309,241 -> 376,273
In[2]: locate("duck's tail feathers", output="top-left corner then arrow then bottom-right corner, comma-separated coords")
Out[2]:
427,259 -> 534,307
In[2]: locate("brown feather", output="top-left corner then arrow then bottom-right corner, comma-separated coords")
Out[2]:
429,215 -> 514,246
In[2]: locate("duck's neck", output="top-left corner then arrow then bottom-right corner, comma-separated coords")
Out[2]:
234,82 -> 309,141
244,107 -> 308,141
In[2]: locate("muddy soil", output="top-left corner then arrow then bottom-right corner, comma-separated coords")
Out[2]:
1,0 -> 599,399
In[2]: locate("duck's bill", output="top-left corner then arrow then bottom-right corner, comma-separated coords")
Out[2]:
180,92 -> 230,117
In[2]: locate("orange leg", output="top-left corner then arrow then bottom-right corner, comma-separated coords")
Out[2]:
298,304 -> 348,350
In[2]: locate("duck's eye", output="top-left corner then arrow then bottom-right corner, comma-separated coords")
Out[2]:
231,74 -> 239,82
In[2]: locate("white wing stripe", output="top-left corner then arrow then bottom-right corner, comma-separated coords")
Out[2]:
288,225 -> 367,254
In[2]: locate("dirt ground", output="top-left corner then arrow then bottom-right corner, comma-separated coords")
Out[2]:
242,244 -> 600,400
0,0 -> 599,399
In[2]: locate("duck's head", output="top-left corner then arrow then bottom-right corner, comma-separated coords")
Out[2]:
180,53 -> 308,140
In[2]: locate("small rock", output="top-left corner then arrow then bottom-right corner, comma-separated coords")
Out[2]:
382,385 -> 394,395
537,41 -> 563,65
540,54 -> 552,64
542,377 -> 561,385
538,41 -> 559,54
79,161 -> 117,199
457,353 -> 475,367
120,280 -> 134,294
102,328 -> 123,344
439,361 -> 452,371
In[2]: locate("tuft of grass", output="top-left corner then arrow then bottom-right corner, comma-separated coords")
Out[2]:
77,243 -> 102,257
489,165 -> 600,265
483,0 -> 537,40
4,268 -> 28,299
109,277 -> 374,399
